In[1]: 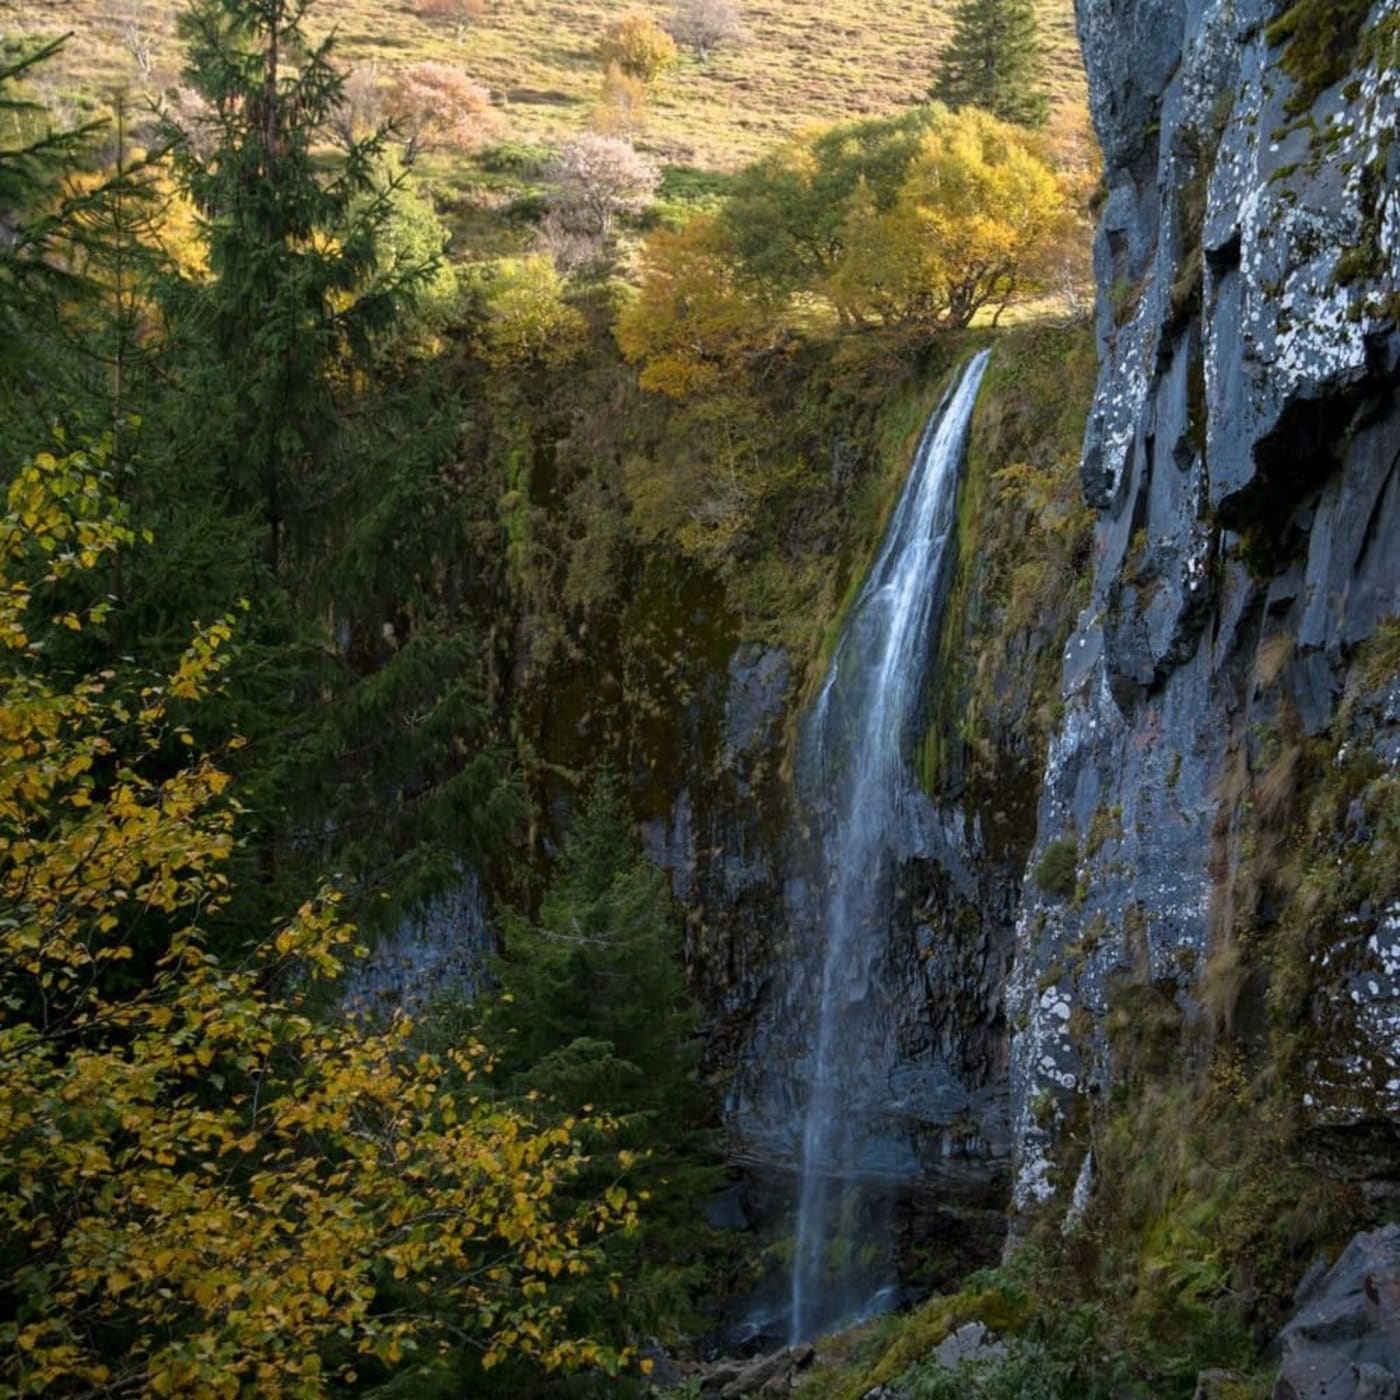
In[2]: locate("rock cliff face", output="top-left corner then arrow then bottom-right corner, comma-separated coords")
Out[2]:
1008,0 -> 1400,1222
658,0 -> 1399,1311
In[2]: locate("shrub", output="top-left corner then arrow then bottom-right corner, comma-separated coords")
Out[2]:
386,61 -> 493,161
546,131 -> 660,238
596,13 -> 679,82
1034,837 -> 1079,899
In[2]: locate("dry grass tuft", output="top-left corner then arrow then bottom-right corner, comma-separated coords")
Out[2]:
1253,633 -> 1295,693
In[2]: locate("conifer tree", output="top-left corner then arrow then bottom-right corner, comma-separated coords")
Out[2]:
149,0 -> 519,927
164,0 -> 431,574
930,0 -> 1050,129
0,41 -> 159,455
486,782 -> 727,1347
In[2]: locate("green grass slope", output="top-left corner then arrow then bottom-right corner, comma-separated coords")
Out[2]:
9,0 -> 1084,169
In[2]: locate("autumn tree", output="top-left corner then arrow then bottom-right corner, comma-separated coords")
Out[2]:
895,105 -> 1069,326
715,106 -> 1071,331
823,109 -> 1070,328
615,212 -> 778,397
589,61 -> 649,138
616,216 -> 787,563
543,132 -> 659,266
385,61 -> 494,162
931,0 -> 1050,128
666,0 -> 744,62
0,445 -> 639,1397
721,107 -> 938,298
596,13 -> 679,82
822,181 -> 939,326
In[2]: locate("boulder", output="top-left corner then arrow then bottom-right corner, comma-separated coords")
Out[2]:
1274,1227 -> 1400,1399
696,1344 -> 815,1398
931,1320 -> 1008,1372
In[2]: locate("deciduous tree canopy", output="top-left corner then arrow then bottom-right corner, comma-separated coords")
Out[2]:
595,13 -> 678,83
0,446 -> 636,1397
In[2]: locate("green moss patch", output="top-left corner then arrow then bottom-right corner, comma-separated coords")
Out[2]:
1266,0 -> 1373,116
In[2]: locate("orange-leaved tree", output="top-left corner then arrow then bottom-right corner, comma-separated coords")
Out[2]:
615,213 -> 783,398
0,442 -> 637,1397
387,61 -> 494,163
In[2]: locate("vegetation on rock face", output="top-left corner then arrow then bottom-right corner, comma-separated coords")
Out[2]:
920,320 -> 1096,860
1265,0 -> 1374,115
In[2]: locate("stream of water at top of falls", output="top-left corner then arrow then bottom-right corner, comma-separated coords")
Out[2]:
787,349 -> 992,1345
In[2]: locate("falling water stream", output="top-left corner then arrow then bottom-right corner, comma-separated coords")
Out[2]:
787,351 -> 992,1344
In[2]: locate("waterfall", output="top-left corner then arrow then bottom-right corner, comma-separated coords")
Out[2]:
787,350 -> 991,1344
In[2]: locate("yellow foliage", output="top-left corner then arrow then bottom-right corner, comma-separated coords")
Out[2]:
829,107 -> 1074,329
906,106 -> 1072,325
615,214 -> 781,398
595,13 -> 678,82
823,181 -> 940,326
590,61 -> 649,137
0,446 -> 635,1395
473,254 -> 589,369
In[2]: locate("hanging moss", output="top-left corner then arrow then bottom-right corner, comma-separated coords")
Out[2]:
1266,0 -> 1372,117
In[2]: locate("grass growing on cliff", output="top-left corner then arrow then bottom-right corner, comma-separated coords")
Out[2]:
918,319 -> 1096,858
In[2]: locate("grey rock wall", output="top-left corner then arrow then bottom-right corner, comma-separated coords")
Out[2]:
1008,0 -> 1400,1218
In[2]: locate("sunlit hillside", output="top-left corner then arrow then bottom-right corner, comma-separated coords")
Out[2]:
7,0 -> 1085,168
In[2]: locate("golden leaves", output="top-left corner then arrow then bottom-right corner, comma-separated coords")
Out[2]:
0,447 -> 635,1395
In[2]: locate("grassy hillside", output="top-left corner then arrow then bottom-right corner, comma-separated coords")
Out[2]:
7,0 -> 1085,170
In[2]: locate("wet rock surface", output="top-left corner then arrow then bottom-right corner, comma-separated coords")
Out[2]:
1008,0 -> 1400,1220
1274,1227 -> 1400,1400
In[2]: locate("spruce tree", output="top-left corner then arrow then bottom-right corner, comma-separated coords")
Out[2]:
930,0 -> 1050,128
163,0 -> 430,574
0,41 -> 159,456
485,781 -> 727,1350
150,0 -> 518,928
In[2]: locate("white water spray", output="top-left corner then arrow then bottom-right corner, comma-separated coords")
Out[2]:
788,350 -> 991,1343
